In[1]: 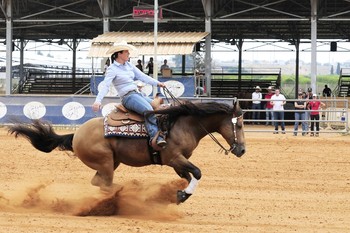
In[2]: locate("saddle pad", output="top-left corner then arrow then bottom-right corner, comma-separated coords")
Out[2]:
104,117 -> 148,138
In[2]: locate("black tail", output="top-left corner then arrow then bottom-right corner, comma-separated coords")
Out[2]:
8,120 -> 74,153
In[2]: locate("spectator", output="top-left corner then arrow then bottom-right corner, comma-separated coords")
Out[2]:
294,92 -> 307,136
146,57 -> 154,76
251,86 -> 262,125
160,59 -> 170,73
305,87 -> 313,132
308,94 -> 326,137
270,88 -> 286,134
136,59 -> 143,72
103,58 -> 110,74
264,86 -> 274,125
322,84 -> 332,97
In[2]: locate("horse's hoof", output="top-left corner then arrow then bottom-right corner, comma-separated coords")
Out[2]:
100,184 -> 123,195
177,190 -> 191,204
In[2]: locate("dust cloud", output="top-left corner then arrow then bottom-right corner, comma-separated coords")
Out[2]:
0,179 -> 188,221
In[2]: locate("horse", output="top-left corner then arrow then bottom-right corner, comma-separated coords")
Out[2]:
8,99 -> 245,204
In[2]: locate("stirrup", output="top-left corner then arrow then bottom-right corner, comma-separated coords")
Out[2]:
156,138 -> 167,148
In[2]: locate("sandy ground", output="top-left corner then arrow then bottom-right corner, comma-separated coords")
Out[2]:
0,125 -> 349,233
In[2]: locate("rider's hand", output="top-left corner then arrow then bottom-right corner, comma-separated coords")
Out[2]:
92,102 -> 101,112
158,82 -> 166,88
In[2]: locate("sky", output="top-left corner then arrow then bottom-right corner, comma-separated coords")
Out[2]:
211,40 -> 350,65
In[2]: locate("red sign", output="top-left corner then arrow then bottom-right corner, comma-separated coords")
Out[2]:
133,6 -> 163,19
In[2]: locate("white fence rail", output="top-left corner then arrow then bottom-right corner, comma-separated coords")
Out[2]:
238,98 -> 349,134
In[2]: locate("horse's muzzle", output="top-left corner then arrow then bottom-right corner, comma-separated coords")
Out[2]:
231,143 -> 245,157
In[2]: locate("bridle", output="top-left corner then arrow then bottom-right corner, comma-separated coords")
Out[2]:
197,111 -> 243,155
162,87 -> 243,155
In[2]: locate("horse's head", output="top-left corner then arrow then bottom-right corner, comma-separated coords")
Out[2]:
219,98 -> 246,157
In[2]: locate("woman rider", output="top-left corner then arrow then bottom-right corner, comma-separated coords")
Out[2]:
92,41 -> 167,149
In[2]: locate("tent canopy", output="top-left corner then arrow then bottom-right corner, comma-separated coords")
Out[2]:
88,31 -> 209,57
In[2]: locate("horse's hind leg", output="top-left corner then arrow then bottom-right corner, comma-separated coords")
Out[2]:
91,161 -> 120,193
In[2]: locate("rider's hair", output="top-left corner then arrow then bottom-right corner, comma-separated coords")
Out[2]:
111,51 -> 123,62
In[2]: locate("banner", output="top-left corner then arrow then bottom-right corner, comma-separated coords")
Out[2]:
90,76 -> 195,98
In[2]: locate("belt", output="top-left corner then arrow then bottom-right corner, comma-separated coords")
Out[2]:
122,90 -> 138,98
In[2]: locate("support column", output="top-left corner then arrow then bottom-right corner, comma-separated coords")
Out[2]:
153,0 -> 159,96
72,38 -> 77,93
182,55 -> 186,75
102,0 -> 110,33
19,39 -> 24,84
237,39 -> 243,92
5,0 -> 12,95
295,39 -> 300,98
310,0 -> 317,93
203,0 -> 212,97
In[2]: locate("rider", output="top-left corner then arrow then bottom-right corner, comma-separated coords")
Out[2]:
92,41 -> 167,149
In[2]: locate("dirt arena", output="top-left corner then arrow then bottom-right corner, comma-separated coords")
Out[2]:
0,125 -> 349,233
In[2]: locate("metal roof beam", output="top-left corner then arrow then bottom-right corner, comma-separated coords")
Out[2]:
13,19 -> 102,23
0,2 -> 8,20
219,0 -> 298,19
20,0 -> 92,20
213,18 -> 309,21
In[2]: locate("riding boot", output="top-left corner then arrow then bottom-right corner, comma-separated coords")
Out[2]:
156,135 -> 167,148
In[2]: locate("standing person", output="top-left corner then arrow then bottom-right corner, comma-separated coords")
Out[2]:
92,42 -> 167,149
264,86 -> 274,125
251,86 -> 262,125
305,87 -> 313,133
136,59 -> 143,72
294,92 -> 307,136
103,58 -> 110,74
322,84 -> 332,97
146,57 -> 154,76
270,88 -> 286,134
160,59 -> 169,73
308,94 -> 326,137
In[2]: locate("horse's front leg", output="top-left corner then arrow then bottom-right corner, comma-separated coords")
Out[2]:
170,156 -> 202,204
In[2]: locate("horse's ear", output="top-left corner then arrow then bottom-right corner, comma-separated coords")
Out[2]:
233,97 -> 238,108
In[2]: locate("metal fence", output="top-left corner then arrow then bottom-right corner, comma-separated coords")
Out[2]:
238,97 -> 349,134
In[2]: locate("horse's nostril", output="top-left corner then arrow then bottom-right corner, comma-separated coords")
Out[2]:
235,149 -> 245,157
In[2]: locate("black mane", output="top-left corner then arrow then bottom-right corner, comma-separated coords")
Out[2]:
148,101 -> 234,126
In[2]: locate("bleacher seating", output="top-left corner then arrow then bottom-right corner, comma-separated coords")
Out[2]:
210,69 -> 281,97
19,72 -> 92,94
14,64 -> 97,95
337,68 -> 350,97
21,76 -> 91,94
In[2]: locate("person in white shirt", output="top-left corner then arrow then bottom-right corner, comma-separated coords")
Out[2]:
251,86 -> 262,125
270,88 -> 286,134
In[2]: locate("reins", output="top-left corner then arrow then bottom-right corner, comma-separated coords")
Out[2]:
162,86 -> 183,106
162,87 -> 236,155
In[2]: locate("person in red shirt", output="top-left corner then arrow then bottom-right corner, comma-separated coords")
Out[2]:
264,86 -> 274,125
308,94 -> 326,137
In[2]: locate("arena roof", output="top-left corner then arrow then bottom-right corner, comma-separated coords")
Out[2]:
88,31 -> 209,57
1,0 -> 350,43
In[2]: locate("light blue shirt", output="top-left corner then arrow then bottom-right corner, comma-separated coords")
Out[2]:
95,60 -> 159,104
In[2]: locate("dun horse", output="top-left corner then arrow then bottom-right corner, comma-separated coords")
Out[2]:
9,99 -> 245,203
